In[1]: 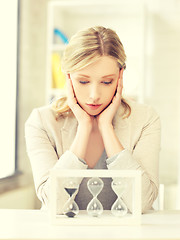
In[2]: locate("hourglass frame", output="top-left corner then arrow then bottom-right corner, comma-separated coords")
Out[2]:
50,169 -> 141,226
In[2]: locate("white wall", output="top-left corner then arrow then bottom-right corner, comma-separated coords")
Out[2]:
144,0 -> 180,209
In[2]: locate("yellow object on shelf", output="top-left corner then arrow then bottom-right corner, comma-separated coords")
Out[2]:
51,53 -> 66,89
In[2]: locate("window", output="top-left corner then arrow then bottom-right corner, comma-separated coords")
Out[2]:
0,0 -> 19,179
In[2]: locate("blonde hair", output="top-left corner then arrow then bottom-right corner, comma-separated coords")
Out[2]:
52,26 -> 131,118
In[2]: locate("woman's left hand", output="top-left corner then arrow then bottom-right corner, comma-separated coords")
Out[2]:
96,72 -> 123,132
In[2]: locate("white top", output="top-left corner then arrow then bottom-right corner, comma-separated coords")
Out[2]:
25,99 -> 161,213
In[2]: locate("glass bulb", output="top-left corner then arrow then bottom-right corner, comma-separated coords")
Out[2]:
87,177 -> 104,217
111,179 -> 128,217
63,178 -> 79,218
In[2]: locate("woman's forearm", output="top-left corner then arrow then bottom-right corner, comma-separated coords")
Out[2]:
70,125 -> 91,160
100,124 -> 124,158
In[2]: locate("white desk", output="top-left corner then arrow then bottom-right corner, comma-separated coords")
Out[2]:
0,209 -> 180,240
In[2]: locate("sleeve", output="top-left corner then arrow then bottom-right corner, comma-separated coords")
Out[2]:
106,106 -> 161,213
25,108 -> 88,213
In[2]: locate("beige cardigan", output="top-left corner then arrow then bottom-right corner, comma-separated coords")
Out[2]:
25,99 -> 161,213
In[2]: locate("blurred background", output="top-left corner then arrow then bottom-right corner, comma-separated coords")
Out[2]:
0,0 -> 180,210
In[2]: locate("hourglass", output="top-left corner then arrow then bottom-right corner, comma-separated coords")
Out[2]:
111,179 -> 128,217
62,178 -> 79,218
87,177 -> 104,217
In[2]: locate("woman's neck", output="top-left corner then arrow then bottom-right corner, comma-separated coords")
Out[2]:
92,117 -> 99,132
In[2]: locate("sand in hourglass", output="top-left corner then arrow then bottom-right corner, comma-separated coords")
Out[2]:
64,188 -> 77,197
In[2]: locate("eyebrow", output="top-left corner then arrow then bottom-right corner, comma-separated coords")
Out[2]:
76,74 -> 117,79
101,74 -> 117,79
76,74 -> 90,78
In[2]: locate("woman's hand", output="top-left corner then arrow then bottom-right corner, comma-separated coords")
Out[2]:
67,75 -> 93,131
96,71 -> 125,157
67,75 -> 94,159
96,71 -> 123,133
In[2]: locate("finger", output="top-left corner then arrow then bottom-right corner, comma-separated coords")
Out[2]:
112,80 -> 122,106
115,79 -> 122,98
116,70 -> 123,96
66,76 -> 77,107
66,75 -> 74,96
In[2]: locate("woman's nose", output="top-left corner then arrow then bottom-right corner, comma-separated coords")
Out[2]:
89,85 -> 100,102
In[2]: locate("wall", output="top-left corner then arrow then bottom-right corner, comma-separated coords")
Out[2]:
16,0 -> 49,208
144,0 -> 180,209
0,186 -> 36,209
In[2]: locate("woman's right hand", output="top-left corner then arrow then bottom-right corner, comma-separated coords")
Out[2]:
67,75 -> 93,131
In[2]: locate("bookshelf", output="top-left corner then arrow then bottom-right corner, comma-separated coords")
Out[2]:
46,0 -> 145,103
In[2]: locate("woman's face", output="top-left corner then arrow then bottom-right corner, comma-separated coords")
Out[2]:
70,56 -> 122,116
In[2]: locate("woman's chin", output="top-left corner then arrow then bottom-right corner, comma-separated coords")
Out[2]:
84,108 -> 104,117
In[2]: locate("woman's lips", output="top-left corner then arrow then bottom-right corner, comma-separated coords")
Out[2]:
86,104 -> 102,110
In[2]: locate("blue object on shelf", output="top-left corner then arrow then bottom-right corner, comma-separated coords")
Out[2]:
54,28 -> 69,44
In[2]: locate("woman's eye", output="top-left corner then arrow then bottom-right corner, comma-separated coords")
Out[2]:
102,80 -> 113,85
79,80 -> 89,84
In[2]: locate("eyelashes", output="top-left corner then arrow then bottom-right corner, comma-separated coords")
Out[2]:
79,80 -> 113,85
102,80 -> 113,85
79,81 -> 89,84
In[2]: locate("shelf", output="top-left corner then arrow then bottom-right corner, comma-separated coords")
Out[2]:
51,44 -> 66,52
46,0 -> 146,103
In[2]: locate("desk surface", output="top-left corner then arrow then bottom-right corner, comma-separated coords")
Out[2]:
0,209 -> 180,240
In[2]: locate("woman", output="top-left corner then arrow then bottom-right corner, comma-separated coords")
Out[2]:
25,26 -> 161,214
